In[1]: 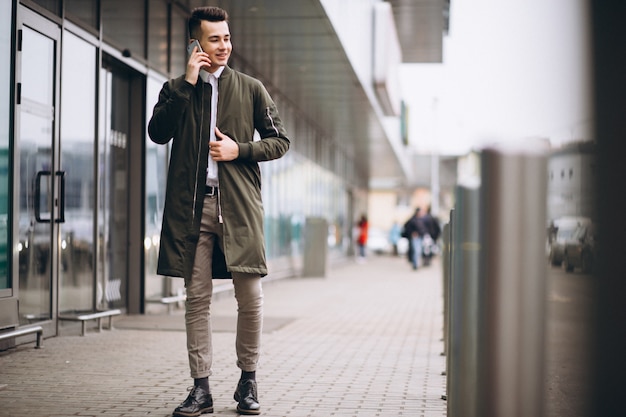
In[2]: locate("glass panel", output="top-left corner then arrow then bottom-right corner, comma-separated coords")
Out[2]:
145,75 -> 181,309
59,31 -> 96,313
259,102 -> 353,263
30,0 -> 61,16
98,64 -> 129,310
170,7 -> 188,75
18,27 -> 55,323
102,0 -> 145,59
0,0 -> 12,290
65,0 -> 98,30
148,0 -> 169,74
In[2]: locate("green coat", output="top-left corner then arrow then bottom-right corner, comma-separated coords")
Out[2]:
148,66 -> 290,279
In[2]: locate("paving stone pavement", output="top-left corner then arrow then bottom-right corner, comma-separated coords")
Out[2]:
0,255 -> 447,417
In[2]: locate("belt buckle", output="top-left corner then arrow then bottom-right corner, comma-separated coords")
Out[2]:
206,185 -> 217,196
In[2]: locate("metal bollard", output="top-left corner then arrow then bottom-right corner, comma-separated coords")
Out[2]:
447,182 -> 481,417
476,142 -> 548,417
441,221 -> 450,358
443,209 -> 454,403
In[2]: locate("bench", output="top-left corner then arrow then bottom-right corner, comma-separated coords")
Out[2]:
58,309 -> 122,336
0,325 -> 43,348
145,289 -> 186,314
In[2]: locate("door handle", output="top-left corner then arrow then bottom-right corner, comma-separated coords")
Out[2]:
35,170 -> 51,223
55,171 -> 65,223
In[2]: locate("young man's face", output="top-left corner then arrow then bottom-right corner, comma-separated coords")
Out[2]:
198,20 -> 232,71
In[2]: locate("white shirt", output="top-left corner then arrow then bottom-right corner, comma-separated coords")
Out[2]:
200,66 -> 225,186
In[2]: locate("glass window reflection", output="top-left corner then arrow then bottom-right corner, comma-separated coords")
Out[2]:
0,0 -> 12,289
65,0 -> 98,31
59,31 -> 96,313
148,0 -> 169,74
170,7 -> 188,76
144,75 -> 181,310
102,0 -> 145,58
17,26 -> 56,324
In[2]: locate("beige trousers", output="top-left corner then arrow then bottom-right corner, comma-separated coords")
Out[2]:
184,194 -> 263,379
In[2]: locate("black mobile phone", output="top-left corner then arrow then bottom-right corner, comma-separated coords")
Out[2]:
187,39 -> 202,57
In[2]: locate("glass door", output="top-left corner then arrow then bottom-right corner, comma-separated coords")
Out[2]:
16,9 -> 61,326
97,58 -> 131,310
58,30 -> 97,315
0,1 -> 13,298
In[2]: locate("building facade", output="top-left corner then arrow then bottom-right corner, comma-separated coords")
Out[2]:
547,141 -> 596,222
1,0 -> 445,347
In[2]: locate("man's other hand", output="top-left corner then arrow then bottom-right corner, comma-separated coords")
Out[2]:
210,127 -> 239,161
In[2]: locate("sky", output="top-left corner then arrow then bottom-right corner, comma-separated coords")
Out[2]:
399,0 -> 592,156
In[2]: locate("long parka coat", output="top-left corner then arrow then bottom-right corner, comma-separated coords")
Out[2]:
148,66 -> 290,279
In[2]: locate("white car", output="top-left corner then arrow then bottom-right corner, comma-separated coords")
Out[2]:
548,216 -> 591,266
366,228 -> 392,254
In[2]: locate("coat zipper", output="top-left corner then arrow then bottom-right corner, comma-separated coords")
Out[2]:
191,83 -> 204,224
217,187 -> 223,224
215,80 -> 224,225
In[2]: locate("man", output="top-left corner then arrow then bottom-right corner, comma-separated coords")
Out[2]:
356,213 -> 368,261
422,205 -> 441,244
148,6 -> 290,416
403,208 -> 427,270
420,206 -> 441,266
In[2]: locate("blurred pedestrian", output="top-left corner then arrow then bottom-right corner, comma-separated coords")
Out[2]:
420,206 -> 441,265
148,6 -> 290,416
403,208 -> 427,270
389,221 -> 401,256
422,205 -> 441,243
356,214 -> 368,262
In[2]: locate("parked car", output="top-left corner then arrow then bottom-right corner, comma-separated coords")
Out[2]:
548,216 -> 591,266
367,227 -> 392,254
562,222 -> 596,273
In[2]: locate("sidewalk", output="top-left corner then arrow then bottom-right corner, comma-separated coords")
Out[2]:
0,255 -> 447,417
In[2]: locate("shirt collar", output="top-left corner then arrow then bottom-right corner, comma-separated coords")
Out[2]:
212,66 -> 225,79
199,66 -> 225,83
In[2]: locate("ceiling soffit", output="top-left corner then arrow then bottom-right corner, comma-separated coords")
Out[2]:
188,0 -> 433,185
388,0 -> 448,63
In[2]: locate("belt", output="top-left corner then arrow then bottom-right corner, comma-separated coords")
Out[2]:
205,185 -> 218,196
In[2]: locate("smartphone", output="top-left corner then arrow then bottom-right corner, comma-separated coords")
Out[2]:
187,39 -> 202,57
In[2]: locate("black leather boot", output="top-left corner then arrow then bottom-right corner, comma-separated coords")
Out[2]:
233,379 -> 261,415
173,385 -> 214,416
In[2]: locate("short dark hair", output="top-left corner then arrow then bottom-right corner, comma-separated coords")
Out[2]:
188,6 -> 229,39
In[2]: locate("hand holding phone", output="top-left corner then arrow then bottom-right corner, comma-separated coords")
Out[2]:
185,39 -> 211,85
187,39 -> 203,57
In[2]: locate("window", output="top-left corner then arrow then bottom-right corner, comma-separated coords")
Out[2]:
65,0 -> 99,31
0,0 -> 11,289
144,75 -> 173,302
30,0 -> 61,16
148,0 -> 169,74
102,0 -> 146,58
59,30 -> 97,312
170,5 -> 188,75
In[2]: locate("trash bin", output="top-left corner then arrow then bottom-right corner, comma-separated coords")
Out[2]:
302,217 -> 328,277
